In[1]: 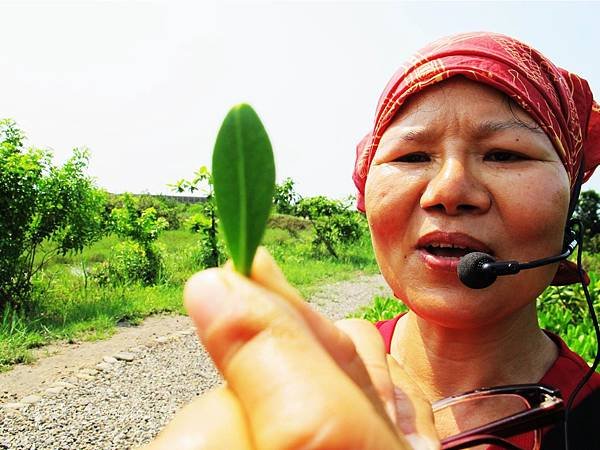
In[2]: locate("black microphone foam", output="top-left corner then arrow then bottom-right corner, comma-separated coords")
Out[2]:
458,252 -> 497,289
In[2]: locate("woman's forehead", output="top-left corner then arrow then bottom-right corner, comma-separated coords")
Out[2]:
390,78 -> 536,128
381,78 -> 548,142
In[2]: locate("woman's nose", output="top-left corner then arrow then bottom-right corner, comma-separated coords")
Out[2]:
420,158 -> 491,216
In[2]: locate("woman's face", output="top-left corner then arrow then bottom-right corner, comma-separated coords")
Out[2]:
365,77 -> 571,328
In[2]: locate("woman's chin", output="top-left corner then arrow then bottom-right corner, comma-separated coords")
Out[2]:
400,284 -> 511,329
382,257 -> 546,328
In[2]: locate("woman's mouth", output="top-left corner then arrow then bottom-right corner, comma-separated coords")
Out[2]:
417,232 -> 493,272
424,243 -> 474,258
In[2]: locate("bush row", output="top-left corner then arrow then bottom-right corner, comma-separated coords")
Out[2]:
1,121 -> 372,312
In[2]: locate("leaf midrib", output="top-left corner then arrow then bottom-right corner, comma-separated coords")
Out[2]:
234,109 -> 247,270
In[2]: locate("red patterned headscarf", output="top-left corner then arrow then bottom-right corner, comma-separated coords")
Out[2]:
353,32 -> 600,285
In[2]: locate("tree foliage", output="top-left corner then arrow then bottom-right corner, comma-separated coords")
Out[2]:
273,177 -> 300,215
170,167 -> 224,268
104,194 -> 183,231
574,190 -> 600,253
0,119 -> 106,310
96,194 -> 168,285
295,196 -> 364,258
110,194 -> 168,246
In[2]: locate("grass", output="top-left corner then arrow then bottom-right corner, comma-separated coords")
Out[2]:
0,223 -> 377,372
537,272 -> 600,367
264,228 -> 378,297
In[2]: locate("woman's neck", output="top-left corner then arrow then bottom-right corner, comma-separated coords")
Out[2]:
389,305 -> 559,402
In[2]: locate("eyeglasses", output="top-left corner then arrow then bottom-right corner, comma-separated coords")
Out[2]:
432,384 -> 564,450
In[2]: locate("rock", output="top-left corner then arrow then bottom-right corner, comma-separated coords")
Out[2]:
79,368 -> 99,376
53,381 -> 76,389
2,402 -> 25,409
155,336 -> 169,344
95,362 -> 113,371
76,373 -> 95,381
103,356 -> 118,364
114,352 -> 135,362
178,329 -> 194,336
21,395 -> 42,404
128,346 -> 145,353
45,387 -> 64,395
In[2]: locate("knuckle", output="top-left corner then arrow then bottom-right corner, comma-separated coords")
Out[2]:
202,297 -> 279,364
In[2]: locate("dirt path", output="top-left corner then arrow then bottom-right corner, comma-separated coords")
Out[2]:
0,315 -> 193,403
0,273 -> 391,404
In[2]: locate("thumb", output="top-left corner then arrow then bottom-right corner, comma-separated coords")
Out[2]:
143,386 -> 253,450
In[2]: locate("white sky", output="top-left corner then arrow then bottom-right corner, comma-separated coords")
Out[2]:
2,1 -> 600,199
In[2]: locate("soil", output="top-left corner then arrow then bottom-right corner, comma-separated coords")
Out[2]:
0,273 -> 391,405
0,314 -> 193,402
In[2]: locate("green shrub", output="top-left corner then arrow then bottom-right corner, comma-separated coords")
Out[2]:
537,301 -> 597,363
0,119 -> 106,310
581,251 -> 600,275
189,235 -> 226,269
536,271 -> 600,365
574,190 -> 600,252
295,196 -> 366,258
105,194 -> 184,231
273,178 -> 300,214
137,195 -> 183,231
185,213 -> 211,233
93,241 -> 164,286
349,295 -> 408,322
267,214 -> 311,237
107,194 -> 167,285
170,167 -> 223,268
537,272 -> 600,325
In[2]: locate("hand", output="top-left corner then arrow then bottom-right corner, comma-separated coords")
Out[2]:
145,248 -> 439,450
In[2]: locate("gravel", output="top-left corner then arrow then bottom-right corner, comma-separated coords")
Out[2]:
0,274 -> 390,449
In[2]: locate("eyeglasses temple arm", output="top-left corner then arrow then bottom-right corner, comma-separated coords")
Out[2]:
441,433 -> 522,450
440,401 -> 564,449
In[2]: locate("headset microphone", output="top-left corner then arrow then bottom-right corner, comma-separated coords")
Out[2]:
457,229 -> 578,289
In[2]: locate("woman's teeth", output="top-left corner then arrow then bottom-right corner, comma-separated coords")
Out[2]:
426,244 -> 472,257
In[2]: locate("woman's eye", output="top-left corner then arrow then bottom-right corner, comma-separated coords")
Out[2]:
484,151 -> 527,162
393,152 -> 430,163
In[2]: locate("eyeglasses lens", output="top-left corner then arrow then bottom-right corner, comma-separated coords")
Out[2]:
433,393 -> 539,450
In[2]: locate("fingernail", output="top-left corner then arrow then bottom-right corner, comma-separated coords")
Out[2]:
404,433 -> 439,450
184,270 -> 232,331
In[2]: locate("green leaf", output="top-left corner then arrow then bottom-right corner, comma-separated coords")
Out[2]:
212,104 -> 276,275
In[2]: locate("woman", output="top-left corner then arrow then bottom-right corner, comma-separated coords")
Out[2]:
147,32 -> 600,449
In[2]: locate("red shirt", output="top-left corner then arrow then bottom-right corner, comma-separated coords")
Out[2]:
375,314 -> 600,449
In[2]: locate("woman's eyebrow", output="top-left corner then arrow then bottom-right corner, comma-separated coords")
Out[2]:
474,119 -> 545,138
382,119 -> 544,146
381,127 -> 431,144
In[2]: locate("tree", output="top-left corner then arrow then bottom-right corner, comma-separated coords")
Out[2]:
0,119 -> 107,310
574,190 -> 600,253
170,167 -> 223,268
105,194 -> 168,285
273,177 -> 300,215
295,196 -> 364,258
